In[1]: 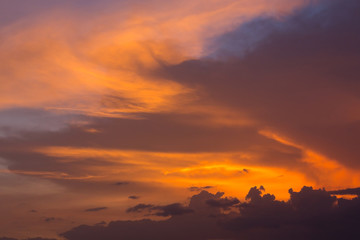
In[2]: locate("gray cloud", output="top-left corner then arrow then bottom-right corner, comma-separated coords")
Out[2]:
0,108 -> 77,138
127,203 -> 193,217
327,187 -> 360,196
188,186 -> 214,192
128,195 -> 140,200
156,0 -> 360,168
206,197 -> 240,210
126,204 -> 154,213
60,185 -> 360,240
85,207 -> 108,212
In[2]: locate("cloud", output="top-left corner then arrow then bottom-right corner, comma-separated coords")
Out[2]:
0,0 -> 302,134
85,207 -> 108,212
151,203 -> 194,217
328,187 -> 360,196
114,182 -> 130,186
155,0 -> 360,174
188,186 -> 214,192
224,186 -> 360,239
0,108 -> 78,138
128,195 -> 140,200
2,0 -> 360,238
61,190 -> 233,240
60,185 -> 360,240
127,203 -> 193,217
206,197 -> 240,210
126,204 -> 154,213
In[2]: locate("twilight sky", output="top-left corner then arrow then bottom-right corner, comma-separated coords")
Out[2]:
1,0 -> 360,239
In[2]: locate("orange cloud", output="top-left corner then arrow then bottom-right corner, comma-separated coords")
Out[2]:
259,130 -> 360,191
0,0 -> 306,120
33,146 -> 311,199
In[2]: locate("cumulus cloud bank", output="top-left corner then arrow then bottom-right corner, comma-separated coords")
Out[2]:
56,186 -> 360,240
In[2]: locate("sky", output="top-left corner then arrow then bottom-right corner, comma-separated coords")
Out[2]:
1,0 -> 360,239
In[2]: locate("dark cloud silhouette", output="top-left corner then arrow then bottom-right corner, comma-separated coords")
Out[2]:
85,207 -> 108,212
328,187 -> 360,196
156,0 -> 360,169
151,203 -> 194,217
206,197 -> 240,210
114,182 -> 130,186
188,186 -> 214,192
61,190 -> 234,240
127,203 -> 193,217
126,204 -> 154,213
60,185 -> 360,240
4,185 -> 359,240
226,186 -> 360,239
128,195 -> 140,200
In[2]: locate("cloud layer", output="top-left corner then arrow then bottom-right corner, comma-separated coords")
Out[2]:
59,186 -> 360,240
1,0 -> 360,238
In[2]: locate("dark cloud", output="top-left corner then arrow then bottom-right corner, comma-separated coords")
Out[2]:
0,112 -> 302,156
126,204 -> 154,213
151,203 -> 194,217
206,197 -> 240,210
128,195 -> 140,200
61,190 -> 234,240
288,186 -> 337,214
85,207 -> 108,212
188,186 -> 214,192
245,186 -> 265,201
0,113 -> 306,182
114,182 -> 130,186
61,185 -> 360,240
225,186 -> 360,239
155,0 -> 360,168
127,203 -> 193,217
328,187 -> 360,196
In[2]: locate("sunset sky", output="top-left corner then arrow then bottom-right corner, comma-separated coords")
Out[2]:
1,0 -> 360,239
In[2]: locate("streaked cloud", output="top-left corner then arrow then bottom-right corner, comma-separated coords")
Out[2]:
1,0 -> 360,239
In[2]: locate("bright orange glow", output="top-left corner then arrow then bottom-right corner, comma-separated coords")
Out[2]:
0,0 -> 306,119
2,1 -> 358,239
33,146 -> 312,199
259,129 -> 360,191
